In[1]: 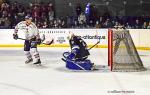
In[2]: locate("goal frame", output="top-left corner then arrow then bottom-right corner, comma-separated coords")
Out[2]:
107,29 -> 146,72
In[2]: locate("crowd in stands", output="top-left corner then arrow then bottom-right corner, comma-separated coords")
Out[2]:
0,1 -> 150,29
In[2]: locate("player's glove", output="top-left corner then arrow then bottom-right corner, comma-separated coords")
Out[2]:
13,34 -> 18,40
36,39 -> 41,45
30,37 -> 36,41
30,37 -> 41,45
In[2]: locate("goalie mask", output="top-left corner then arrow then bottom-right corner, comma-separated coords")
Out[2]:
67,31 -> 74,40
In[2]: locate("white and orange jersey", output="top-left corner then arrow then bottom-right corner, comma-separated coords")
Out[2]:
14,21 -> 40,39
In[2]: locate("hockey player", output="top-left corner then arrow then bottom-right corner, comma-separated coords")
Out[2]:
62,32 -> 94,70
13,16 -> 41,65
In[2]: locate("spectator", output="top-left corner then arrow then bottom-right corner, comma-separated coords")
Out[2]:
25,7 -> 31,15
32,5 -> 40,22
95,21 -> 101,28
134,19 -> 142,29
40,2 -> 46,18
53,19 -> 58,28
49,20 -> 54,28
85,3 -> 93,24
142,22 -> 147,29
47,2 -> 54,21
75,3 -> 82,17
12,14 -> 19,28
1,1 -> 9,12
79,20 -> 86,28
78,12 -> 86,25
66,16 -> 74,28
42,21 -> 48,28
0,15 -> 5,28
88,20 -> 94,28
125,22 -> 132,29
103,19 -> 113,28
147,22 -> 150,29
37,21 -> 42,28
114,21 -> 120,27
99,16 -> 103,24
17,4 -> 25,21
61,20 -> 67,28
57,19 -> 62,28
72,20 -> 79,28
12,1 -> 18,15
92,4 -> 98,22
4,16 -> 11,28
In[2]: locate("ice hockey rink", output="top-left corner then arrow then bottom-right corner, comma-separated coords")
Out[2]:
0,47 -> 150,95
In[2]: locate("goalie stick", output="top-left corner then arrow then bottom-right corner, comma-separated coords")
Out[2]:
61,58 -> 87,70
88,38 -> 100,51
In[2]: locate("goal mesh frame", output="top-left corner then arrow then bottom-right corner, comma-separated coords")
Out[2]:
108,29 -> 146,72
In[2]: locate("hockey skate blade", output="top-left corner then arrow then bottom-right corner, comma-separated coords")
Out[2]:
26,63 -> 46,68
33,63 -> 42,66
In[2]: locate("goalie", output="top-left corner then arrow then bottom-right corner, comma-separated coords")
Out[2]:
62,32 -> 95,70
13,16 -> 42,65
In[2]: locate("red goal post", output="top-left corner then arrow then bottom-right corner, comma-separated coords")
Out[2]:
108,29 -> 113,71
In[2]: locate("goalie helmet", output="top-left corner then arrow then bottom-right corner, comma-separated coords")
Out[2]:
66,31 -> 74,40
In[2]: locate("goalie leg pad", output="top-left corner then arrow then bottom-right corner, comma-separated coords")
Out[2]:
63,52 -> 71,59
65,59 -> 93,70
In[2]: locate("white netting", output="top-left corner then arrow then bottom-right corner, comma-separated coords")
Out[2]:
112,29 -> 146,72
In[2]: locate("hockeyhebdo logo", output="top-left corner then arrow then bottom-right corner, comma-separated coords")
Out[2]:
77,35 -> 106,40
56,37 -> 66,43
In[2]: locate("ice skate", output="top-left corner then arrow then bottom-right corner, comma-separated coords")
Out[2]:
33,59 -> 41,66
25,58 -> 33,64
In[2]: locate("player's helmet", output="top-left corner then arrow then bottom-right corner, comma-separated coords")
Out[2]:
25,15 -> 32,20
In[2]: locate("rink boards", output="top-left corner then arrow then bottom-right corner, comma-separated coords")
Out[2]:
0,29 -> 108,48
0,29 -> 150,50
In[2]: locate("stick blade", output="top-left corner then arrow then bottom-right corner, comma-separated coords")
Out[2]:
44,39 -> 54,45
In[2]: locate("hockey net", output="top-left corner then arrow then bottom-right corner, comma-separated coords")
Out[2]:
108,29 -> 146,72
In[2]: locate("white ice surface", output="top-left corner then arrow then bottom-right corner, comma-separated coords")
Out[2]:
0,47 -> 150,95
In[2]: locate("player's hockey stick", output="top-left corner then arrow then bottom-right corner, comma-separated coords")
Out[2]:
17,37 -> 54,45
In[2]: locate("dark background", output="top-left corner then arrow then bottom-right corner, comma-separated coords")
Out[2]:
5,0 -> 150,17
